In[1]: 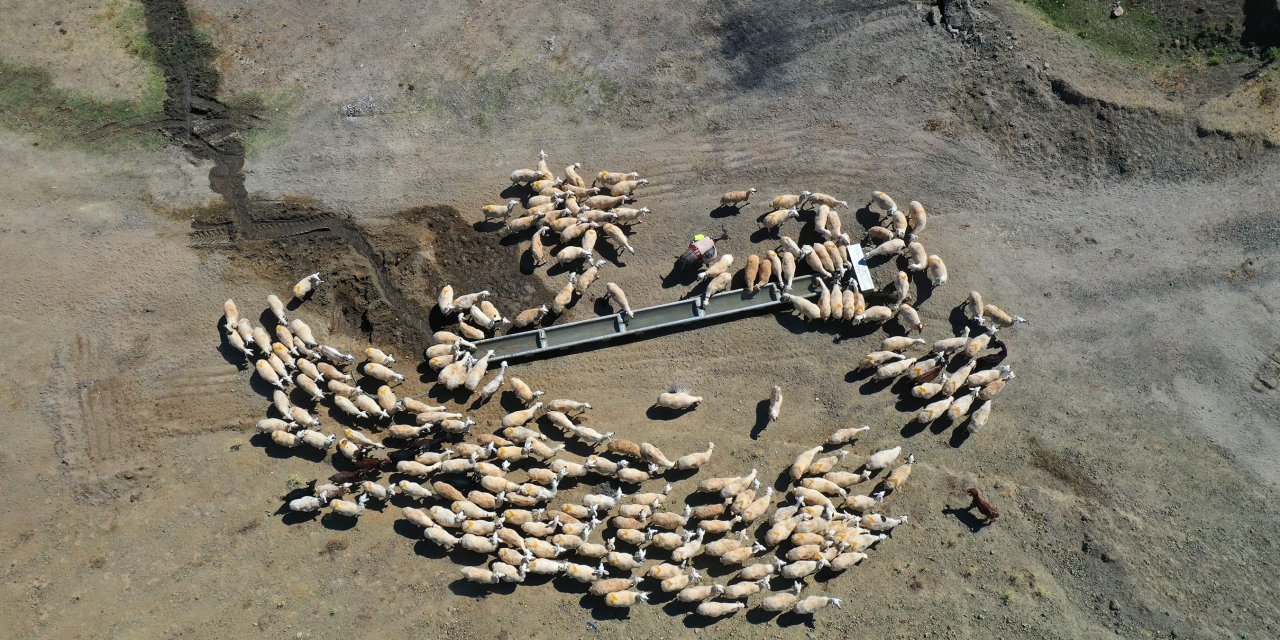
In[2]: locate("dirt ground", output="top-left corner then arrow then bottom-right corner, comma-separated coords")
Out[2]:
3,1 -> 1280,639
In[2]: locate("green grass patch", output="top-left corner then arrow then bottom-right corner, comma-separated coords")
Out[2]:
1019,0 -> 1259,68
236,83 -> 304,157
94,0 -> 166,117
0,58 -> 164,150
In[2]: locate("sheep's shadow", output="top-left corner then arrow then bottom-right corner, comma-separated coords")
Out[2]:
749,227 -> 779,244
943,505 -> 991,533
900,418 -> 928,438
646,405 -> 696,421
853,205 -> 880,229
949,425 -> 972,448
681,613 -> 725,628
319,512 -> 359,531
746,608 -> 781,624
212,318 -> 249,368
709,204 -> 743,218
776,611 -> 816,628
750,399 -> 772,440
661,261 -> 701,289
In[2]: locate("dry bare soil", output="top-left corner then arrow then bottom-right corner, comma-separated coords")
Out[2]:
2,1 -> 1279,639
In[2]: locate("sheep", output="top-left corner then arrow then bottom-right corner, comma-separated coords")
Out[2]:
586,578 -> 637,596
264,351 -> 289,380
612,206 -> 651,225
914,394 -> 953,422
702,272 -> 733,303
752,253 -> 774,292
436,285 -> 456,315
564,162 -> 586,187
530,177 -> 562,193
502,402 -> 543,429
794,596 -> 842,615
288,495 -> 325,512
982,303 -> 1027,328
825,207 -> 844,239
695,601 -> 744,617
854,305 -> 895,325
656,388 -> 702,410
760,207 -> 800,230
781,293 -> 821,321
482,199 -> 518,220
294,373 -> 326,401
254,359 -> 286,389
947,388 -> 981,422
312,362 -> 350,384
721,188 -> 757,207
888,209 -> 908,238
823,240 -> 846,272
547,273 -> 579,315
511,168 -> 547,185
256,417 -> 296,434
780,251 -> 797,290
720,542 -> 765,566
507,377 -> 543,406
697,254 -> 734,282
582,194 -> 632,210
925,254 -> 948,286
897,303 -> 925,333
594,281 -> 634,319
823,428 -> 870,452
677,442 -> 715,469
967,400 -> 993,432
250,326 -> 274,357
780,557 -> 829,580
843,288 -> 864,320
594,170 -> 640,186
871,191 -> 897,213
270,344 -> 296,371
363,362 -> 404,384
859,446 -> 902,472
225,328 -> 253,358
512,305 -> 549,330
967,364 -> 1014,387
462,349 -> 495,392
865,237 -> 906,259
284,320 -> 316,349
265,294 -> 288,325
962,329 -> 995,360
742,254 -> 761,292
977,375 -> 1008,400
422,525 -> 461,549
609,179 -> 648,197
330,494 -> 369,518
903,241 -> 928,271
906,200 -> 928,236
319,345 -> 355,365
678,583 -> 724,603
600,222 -> 635,254
555,245 -> 593,266
292,273 -> 323,300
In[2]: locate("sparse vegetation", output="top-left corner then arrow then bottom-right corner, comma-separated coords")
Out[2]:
0,59 -> 164,150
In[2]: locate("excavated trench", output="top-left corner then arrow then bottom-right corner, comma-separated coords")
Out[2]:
143,0 -> 550,353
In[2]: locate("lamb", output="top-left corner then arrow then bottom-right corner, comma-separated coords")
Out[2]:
926,254 -> 948,286
609,179 -> 648,197
982,303 -> 1027,328
482,199 -> 518,220
702,272 -> 733,303
363,362 -> 404,384
656,388 -> 702,409
793,596 -> 842,615
720,188 -> 757,207
604,282 -> 635,318
865,237 -> 906,259
267,294 -> 288,324
292,273 -> 323,300
510,168 -> 546,185
676,442 -> 715,469
760,207 -> 800,230
771,192 -> 810,209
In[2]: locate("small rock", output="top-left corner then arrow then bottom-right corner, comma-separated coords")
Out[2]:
1101,551 -> 1115,563
1112,6 -> 1125,18
1110,600 -> 1121,612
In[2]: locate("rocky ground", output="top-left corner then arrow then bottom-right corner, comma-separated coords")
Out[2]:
2,1 -> 1279,638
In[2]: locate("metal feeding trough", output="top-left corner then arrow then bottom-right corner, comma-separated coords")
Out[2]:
469,246 -> 875,362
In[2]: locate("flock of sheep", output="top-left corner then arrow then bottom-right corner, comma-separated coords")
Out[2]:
217,152 -> 1024,623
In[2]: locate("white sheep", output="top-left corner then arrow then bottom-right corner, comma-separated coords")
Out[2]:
771,192 -> 810,209
926,254 -> 948,286
865,237 -> 905,259
656,388 -> 702,409
870,191 -> 897,213
550,273 -> 578,314
720,188 -> 756,207
510,168 -> 546,185
676,442 -> 715,469
254,359 -> 286,389
294,373 -> 325,401
363,362 -> 404,384
760,207 -> 799,230
292,273 -> 323,300
608,179 -> 648,197
982,303 -> 1027,328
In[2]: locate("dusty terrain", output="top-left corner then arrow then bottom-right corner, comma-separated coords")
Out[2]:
2,1 -> 1280,638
